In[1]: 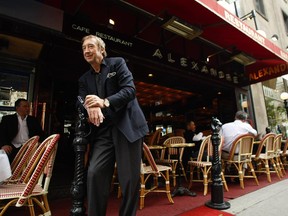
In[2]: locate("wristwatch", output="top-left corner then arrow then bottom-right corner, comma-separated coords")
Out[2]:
103,98 -> 110,108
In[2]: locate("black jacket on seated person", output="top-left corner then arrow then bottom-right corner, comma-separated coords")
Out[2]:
0,113 -> 44,149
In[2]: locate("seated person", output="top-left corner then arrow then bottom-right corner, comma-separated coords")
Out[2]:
183,121 -> 206,166
221,110 -> 257,160
0,99 -> 44,162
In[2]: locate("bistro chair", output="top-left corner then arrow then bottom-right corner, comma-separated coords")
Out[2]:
222,134 -> 259,189
273,134 -> 285,177
10,136 -> 40,173
140,143 -> 174,210
252,133 -> 281,182
188,135 -> 228,195
157,136 -> 187,186
0,134 -> 60,216
6,136 -> 40,183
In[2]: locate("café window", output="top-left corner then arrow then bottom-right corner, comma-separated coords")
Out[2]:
254,0 -> 266,17
0,70 -> 33,120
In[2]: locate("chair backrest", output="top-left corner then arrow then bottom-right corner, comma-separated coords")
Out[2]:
228,134 -> 255,161
273,134 -> 282,154
10,136 -> 39,172
18,134 -> 59,184
16,134 -> 60,207
143,142 -> 159,175
9,136 -> 40,181
255,133 -> 275,158
196,135 -> 212,162
148,129 -> 162,146
163,136 -> 186,160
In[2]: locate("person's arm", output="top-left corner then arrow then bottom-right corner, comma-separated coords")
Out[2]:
105,58 -> 136,112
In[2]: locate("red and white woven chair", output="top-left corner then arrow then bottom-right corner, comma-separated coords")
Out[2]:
0,134 -> 60,216
4,136 -> 40,183
10,136 -> 40,173
140,143 -> 174,210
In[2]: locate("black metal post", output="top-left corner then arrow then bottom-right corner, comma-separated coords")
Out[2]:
205,117 -> 230,210
70,109 -> 89,216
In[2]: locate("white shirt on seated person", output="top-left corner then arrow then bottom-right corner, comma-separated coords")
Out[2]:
221,111 -> 257,156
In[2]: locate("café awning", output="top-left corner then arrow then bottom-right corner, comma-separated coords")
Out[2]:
122,0 -> 288,85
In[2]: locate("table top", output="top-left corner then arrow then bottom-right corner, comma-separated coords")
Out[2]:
148,145 -> 166,150
0,151 -> 11,182
165,143 -> 195,148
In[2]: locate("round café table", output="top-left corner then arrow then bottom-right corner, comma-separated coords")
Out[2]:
0,150 -> 12,182
164,143 -> 196,197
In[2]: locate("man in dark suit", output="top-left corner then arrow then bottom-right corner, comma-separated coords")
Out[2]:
0,98 -> 44,162
78,35 -> 148,216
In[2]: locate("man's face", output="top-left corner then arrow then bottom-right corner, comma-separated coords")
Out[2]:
16,101 -> 30,117
187,122 -> 196,131
82,38 -> 104,65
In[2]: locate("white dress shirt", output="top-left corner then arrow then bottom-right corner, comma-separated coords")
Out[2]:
221,119 -> 257,153
11,114 -> 29,148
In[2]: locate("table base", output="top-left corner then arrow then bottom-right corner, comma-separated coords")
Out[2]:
171,186 -> 197,197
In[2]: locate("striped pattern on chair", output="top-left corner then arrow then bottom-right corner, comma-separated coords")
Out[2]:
4,136 -> 40,183
0,134 -> 60,216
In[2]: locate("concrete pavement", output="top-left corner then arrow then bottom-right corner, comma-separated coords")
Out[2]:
224,178 -> 288,216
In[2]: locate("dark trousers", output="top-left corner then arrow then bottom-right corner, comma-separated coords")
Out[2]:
8,145 -> 21,163
87,124 -> 143,216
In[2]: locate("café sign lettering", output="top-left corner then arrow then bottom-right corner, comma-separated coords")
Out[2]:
71,24 -> 133,47
249,63 -> 288,81
70,23 -> 238,84
152,48 -> 238,83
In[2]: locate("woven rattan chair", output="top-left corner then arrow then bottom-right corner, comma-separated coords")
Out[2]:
0,134 -> 60,216
188,135 -> 228,195
222,134 -> 259,189
140,143 -> 174,210
157,136 -> 187,186
273,134 -> 285,177
252,133 -> 281,182
4,136 -> 40,183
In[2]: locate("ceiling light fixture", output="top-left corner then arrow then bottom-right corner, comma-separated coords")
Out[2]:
109,19 -> 115,25
231,52 -> 256,66
162,16 -> 202,40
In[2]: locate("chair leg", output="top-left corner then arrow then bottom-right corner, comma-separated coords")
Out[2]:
221,171 -> 229,192
172,162 -> 178,187
238,164 -> 244,189
188,165 -> 196,190
264,160 -> 271,182
139,174 -> 145,210
28,198 -> 36,216
180,162 -> 188,182
248,162 -> 259,186
203,167 -> 208,196
271,158 -> 281,179
164,170 -> 174,204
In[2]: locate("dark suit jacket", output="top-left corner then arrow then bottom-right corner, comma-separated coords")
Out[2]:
0,113 -> 44,148
78,57 -> 149,143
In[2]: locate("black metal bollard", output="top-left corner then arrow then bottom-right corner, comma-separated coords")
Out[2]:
70,109 -> 90,216
205,117 -> 230,210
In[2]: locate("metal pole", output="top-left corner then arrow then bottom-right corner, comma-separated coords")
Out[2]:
205,117 -> 230,210
70,109 -> 89,216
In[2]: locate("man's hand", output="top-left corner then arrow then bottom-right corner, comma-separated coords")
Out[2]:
87,107 -> 105,126
85,95 -> 105,109
1,145 -> 12,154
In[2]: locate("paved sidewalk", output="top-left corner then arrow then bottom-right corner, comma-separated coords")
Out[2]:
224,178 -> 288,216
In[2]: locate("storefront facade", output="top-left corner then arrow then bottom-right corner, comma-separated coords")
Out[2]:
0,0 -> 288,153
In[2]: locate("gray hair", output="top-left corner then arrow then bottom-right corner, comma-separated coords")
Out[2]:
82,35 -> 107,57
235,111 -> 248,121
